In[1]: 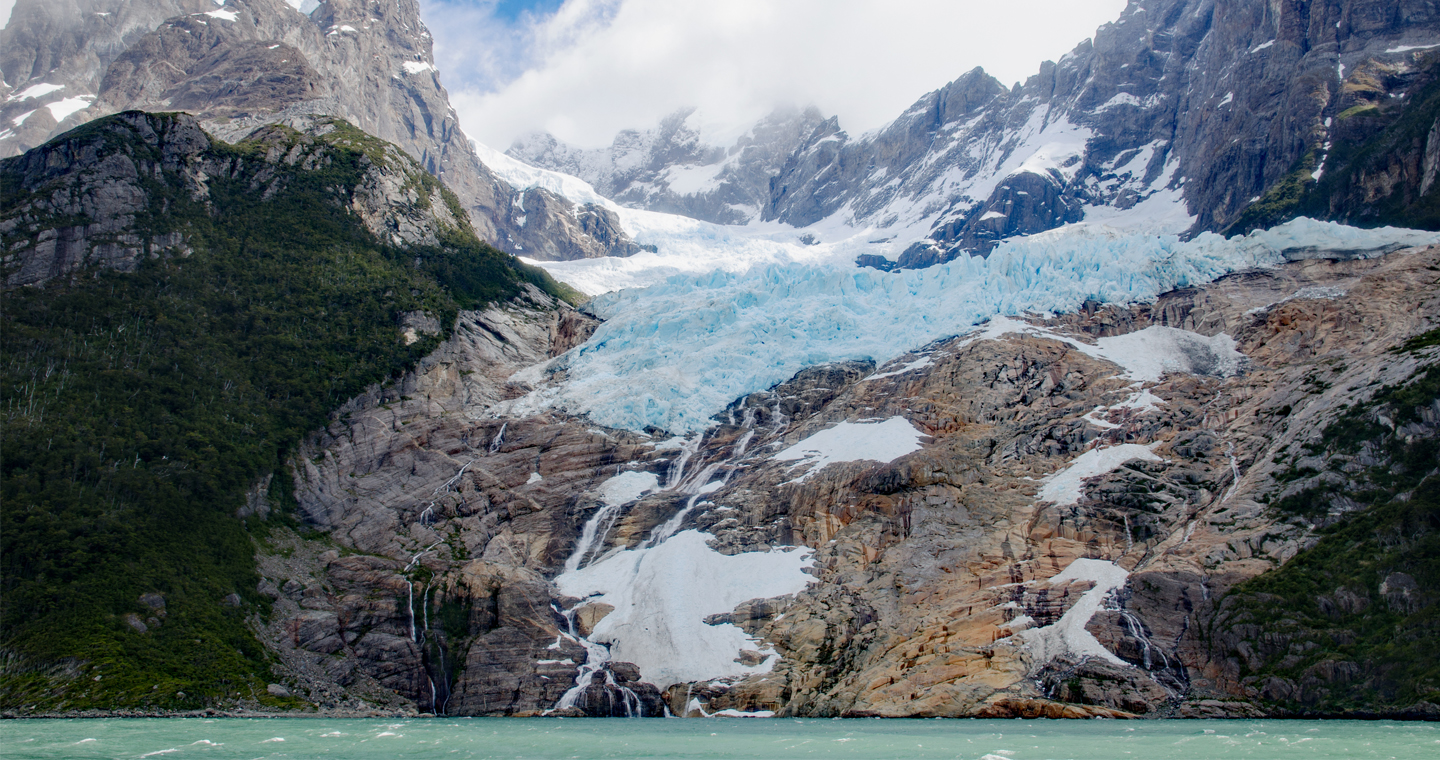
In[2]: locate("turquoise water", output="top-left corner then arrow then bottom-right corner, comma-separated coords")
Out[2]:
0,718 -> 1434,759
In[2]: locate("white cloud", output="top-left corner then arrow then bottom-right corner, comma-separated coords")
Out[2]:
424,0 -> 1127,150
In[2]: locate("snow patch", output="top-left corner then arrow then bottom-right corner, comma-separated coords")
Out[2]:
526,472 -> 543,485
1083,327 -> 1245,382
1387,43 -> 1440,54
7,83 -> 63,102
46,96 -> 93,123
1017,558 -> 1131,667
555,530 -> 814,688
1249,40 -> 1275,53
979,210 -> 1008,222
772,417 -> 925,481
869,355 -> 935,380
1038,444 -> 1162,506
1096,92 -> 1142,111
401,61 -> 436,75
204,8 -> 238,21
664,163 -> 724,196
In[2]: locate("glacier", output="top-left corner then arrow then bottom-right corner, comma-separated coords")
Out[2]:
498,219 -> 1440,434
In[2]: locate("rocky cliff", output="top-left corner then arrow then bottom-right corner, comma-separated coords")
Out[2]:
0,0 -> 638,264
247,235 -> 1439,718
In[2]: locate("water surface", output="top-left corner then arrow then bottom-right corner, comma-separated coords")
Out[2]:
1,717 -> 1433,759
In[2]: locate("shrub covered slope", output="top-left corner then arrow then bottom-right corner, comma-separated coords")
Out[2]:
0,111 -> 570,711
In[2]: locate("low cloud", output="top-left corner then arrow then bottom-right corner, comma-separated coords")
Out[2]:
431,0 -> 1129,150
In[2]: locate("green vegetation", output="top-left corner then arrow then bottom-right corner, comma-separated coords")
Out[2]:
1225,150 -> 1321,236
0,112 -> 569,711
1214,353 -> 1440,713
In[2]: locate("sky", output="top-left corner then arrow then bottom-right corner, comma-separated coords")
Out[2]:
421,0 -> 1129,151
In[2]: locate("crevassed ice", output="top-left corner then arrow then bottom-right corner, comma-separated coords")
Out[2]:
514,219 -> 1439,434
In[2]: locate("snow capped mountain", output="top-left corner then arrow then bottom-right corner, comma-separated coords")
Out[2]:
510,105 -> 826,226
507,0 -> 1440,271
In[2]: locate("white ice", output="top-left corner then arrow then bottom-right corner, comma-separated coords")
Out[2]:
1038,444 -> 1162,506
1018,558 -> 1130,668
555,529 -> 814,688
1084,327 -> 1246,382
772,417 -> 925,482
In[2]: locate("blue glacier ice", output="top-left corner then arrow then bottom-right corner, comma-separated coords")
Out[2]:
518,219 -> 1440,433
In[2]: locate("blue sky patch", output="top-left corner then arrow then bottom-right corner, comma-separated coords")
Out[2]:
492,0 -> 565,23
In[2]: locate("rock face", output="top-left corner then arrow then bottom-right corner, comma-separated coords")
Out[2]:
260,233 -> 1440,716
0,0 -> 637,264
0,111 -> 473,288
509,106 -> 828,226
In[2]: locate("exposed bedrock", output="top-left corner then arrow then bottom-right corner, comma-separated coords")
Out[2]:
258,244 -> 1440,716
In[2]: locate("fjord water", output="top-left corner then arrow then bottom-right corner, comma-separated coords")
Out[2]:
1,719 -> 1433,759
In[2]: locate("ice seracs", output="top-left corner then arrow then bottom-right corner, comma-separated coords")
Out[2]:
502,219 -> 1439,434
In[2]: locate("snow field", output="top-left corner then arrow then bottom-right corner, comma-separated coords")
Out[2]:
554,530 -> 814,688
1017,559 -> 1132,668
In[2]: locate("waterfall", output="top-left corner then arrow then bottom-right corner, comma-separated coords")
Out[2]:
489,422 -> 507,454
565,500 -> 626,573
648,410 -> 757,547
1220,440 -> 1241,503
547,605 -> 642,717
1104,595 -> 1188,699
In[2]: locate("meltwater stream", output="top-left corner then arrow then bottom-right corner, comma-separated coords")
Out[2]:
3,718 -> 1433,759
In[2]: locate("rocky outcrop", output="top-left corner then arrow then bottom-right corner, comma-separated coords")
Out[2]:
262,235 -> 1439,717
0,0 -> 214,150
0,0 -> 638,263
